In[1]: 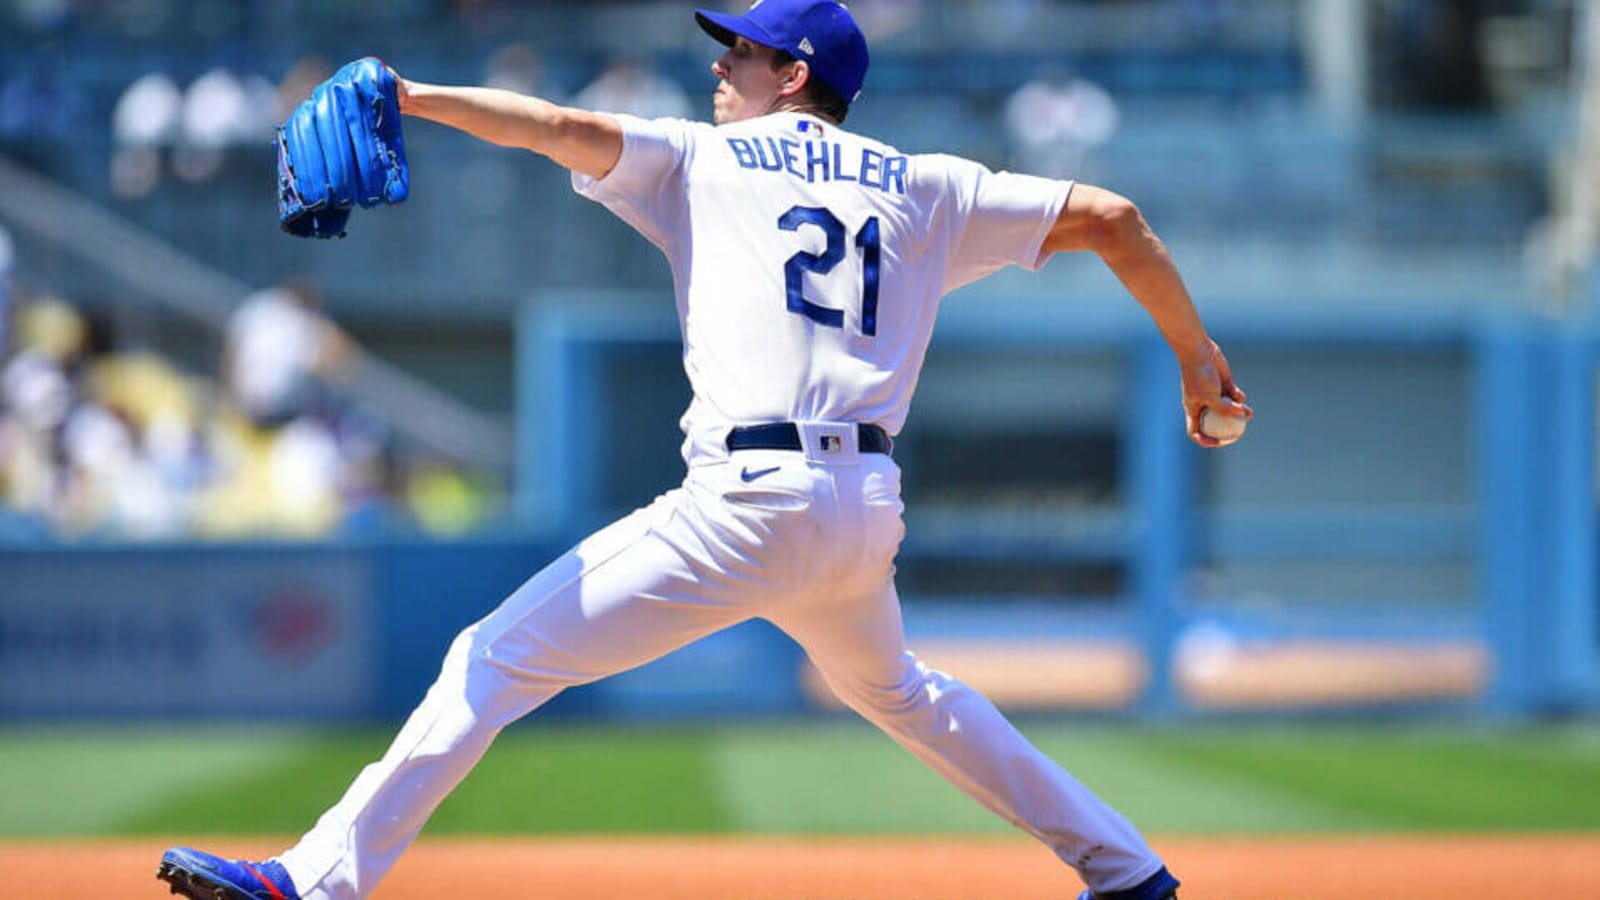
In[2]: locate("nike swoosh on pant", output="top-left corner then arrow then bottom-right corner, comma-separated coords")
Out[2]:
740,466 -> 781,482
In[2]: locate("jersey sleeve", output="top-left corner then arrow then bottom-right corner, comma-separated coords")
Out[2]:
571,114 -> 696,253
934,156 -> 1072,294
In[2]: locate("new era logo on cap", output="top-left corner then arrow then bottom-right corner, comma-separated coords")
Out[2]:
798,36 -> 815,55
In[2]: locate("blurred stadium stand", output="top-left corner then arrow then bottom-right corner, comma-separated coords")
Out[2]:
0,0 -> 1596,720
0,0 -> 1563,314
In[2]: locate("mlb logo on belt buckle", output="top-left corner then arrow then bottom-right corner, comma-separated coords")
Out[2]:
820,434 -> 842,453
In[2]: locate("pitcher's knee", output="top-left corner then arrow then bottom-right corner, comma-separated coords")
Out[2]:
835,654 -> 951,722
437,619 -> 563,687
421,624 -> 580,732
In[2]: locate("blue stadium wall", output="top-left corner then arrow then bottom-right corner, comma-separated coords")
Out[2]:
2,296 -> 1597,720
0,538 -> 809,720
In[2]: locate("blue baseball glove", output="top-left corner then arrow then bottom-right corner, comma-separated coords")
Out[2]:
276,58 -> 409,239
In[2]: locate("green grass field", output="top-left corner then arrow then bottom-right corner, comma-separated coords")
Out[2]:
3,720 -> 1598,838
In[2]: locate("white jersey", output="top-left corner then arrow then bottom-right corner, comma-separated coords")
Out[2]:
574,111 -> 1070,454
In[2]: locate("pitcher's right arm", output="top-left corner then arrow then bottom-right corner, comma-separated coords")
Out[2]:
1042,182 -> 1252,447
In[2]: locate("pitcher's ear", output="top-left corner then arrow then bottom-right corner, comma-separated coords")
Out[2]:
782,59 -> 812,95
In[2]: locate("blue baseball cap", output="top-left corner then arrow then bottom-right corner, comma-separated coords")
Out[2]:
695,0 -> 870,102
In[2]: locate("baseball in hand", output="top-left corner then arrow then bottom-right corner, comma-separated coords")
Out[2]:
1198,408 -> 1247,444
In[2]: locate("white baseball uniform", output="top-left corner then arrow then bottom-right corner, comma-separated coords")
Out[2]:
276,111 -> 1169,899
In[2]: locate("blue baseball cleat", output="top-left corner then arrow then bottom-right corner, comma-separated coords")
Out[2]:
1077,865 -> 1180,900
156,846 -> 300,900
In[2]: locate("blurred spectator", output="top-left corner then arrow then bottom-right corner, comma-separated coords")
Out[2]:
573,57 -> 692,121
192,403 -> 376,539
223,279 -> 355,429
172,67 -> 279,184
80,349 -> 209,537
211,279 -> 372,537
57,396 -> 156,536
6,296 -> 85,424
110,71 -> 182,199
404,456 -> 491,537
260,414 -> 343,537
174,68 -> 243,183
0,297 -> 87,523
1004,70 -> 1119,181
112,72 -> 183,149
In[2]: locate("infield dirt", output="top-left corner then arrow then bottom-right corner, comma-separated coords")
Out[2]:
5,834 -> 1595,898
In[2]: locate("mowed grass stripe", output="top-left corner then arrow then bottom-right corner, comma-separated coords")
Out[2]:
111,731 -> 391,835
711,721 -> 1011,833
1134,725 -> 1600,831
425,726 -> 729,834
0,729 -> 313,837
113,726 -> 732,836
1021,724 -> 1390,834
712,721 -> 1385,834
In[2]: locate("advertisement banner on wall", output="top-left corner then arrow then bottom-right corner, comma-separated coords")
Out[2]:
0,549 -> 374,717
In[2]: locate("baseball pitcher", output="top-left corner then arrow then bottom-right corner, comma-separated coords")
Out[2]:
160,2 -> 1250,898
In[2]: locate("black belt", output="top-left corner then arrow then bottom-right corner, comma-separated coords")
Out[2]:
726,422 -> 892,455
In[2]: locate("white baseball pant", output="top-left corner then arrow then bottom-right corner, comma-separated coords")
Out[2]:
277,424 -> 1166,899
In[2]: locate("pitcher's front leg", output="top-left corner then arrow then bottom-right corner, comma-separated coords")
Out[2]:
280,496 -> 748,899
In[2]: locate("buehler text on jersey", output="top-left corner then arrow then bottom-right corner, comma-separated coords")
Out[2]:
726,136 -> 908,194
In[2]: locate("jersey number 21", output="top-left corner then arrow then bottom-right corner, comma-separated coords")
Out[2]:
778,205 -> 881,336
